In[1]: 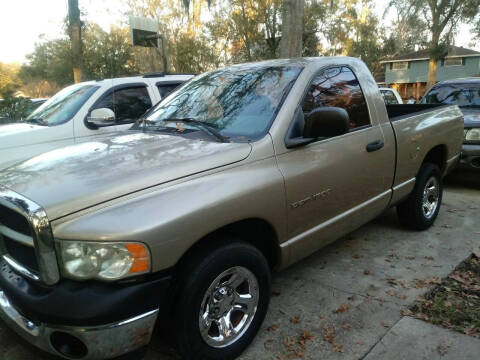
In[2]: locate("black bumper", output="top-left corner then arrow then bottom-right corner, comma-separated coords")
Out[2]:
458,143 -> 480,171
0,259 -> 172,326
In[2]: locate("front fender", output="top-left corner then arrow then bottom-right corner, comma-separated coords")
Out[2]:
51,157 -> 287,272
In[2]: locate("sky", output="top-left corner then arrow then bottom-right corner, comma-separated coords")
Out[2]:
0,0 -> 478,64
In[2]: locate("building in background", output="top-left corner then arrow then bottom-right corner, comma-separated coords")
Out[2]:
381,46 -> 480,101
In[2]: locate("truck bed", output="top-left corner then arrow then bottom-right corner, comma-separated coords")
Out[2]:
386,104 -> 446,121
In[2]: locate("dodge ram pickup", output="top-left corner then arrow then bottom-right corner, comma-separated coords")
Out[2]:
0,57 -> 463,360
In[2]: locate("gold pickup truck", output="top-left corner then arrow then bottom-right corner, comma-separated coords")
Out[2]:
0,57 -> 463,360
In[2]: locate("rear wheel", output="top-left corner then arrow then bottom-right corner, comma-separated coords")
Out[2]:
172,241 -> 271,360
397,163 -> 443,230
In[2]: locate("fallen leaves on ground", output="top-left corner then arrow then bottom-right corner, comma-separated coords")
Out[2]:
363,269 -> 371,275
268,324 -> 278,332
385,289 -> 407,300
410,254 -> 480,339
332,304 -> 350,313
290,316 -> 300,324
323,324 -> 343,352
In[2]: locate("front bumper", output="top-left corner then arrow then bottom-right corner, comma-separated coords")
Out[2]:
0,289 -> 158,359
458,143 -> 480,170
0,260 -> 173,359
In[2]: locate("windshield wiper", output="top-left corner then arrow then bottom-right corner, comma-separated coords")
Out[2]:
25,118 -> 46,126
161,118 -> 229,143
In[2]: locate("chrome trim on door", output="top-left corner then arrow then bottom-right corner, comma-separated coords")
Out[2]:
281,189 -> 392,248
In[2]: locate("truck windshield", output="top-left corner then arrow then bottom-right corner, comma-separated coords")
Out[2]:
140,65 -> 303,142
421,84 -> 480,108
26,84 -> 100,126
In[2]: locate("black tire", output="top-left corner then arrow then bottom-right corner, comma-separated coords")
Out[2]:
397,163 -> 443,230
172,241 -> 271,360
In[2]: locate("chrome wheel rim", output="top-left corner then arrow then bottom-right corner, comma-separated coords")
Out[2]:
199,266 -> 259,348
422,176 -> 440,219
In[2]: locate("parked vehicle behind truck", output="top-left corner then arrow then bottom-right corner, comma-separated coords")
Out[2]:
0,57 -> 463,360
421,77 -> 480,171
0,73 -> 193,170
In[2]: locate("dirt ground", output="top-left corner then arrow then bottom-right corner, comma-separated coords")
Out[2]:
1,171 -> 479,360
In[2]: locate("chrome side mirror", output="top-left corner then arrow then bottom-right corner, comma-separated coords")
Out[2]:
87,108 -> 116,127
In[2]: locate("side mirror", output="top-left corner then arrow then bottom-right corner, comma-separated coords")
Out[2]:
87,108 -> 116,127
303,107 -> 350,138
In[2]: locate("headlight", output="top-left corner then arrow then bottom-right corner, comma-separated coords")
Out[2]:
465,128 -> 480,142
58,241 -> 150,280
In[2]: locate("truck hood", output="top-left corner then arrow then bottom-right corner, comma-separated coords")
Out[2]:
460,108 -> 480,128
0,131 -> 252,220
0,122 -> 51,150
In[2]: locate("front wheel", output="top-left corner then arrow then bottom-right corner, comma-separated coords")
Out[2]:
397,163 -> 443,230
172,241 -> 271,360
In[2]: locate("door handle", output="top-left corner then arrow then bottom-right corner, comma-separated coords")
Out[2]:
366,140 -> 384,152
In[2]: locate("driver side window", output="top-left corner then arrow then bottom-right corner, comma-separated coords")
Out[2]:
91,86 -> 153,125
302,66 -> 371,131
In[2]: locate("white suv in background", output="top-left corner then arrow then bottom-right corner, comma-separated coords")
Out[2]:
379,87 -> 403,104
0,73 -> 193,170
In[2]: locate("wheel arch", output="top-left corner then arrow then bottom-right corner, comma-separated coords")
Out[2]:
174,218 -> 281,272
422,144 -> 448,175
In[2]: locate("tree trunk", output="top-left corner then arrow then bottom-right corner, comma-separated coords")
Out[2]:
68,0 -> 83,83
280,0 -> 304,58
426,58 -> 437,91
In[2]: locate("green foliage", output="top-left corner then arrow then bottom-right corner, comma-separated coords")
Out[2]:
18,23 -> 139,93
170,33 -> 220,72
19,37 -> 73,88
0,62 -> 21,94
83,23 -> 139,79
0,93 -> 33,124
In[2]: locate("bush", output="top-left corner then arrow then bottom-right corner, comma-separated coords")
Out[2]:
0,93 -> 33,124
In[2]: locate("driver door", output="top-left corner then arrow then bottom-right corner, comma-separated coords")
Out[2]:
276,66 -> 393,257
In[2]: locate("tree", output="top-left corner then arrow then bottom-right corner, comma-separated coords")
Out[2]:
0,62 -> 21,95
392,0 -> 480,88
82,24 -> 138,79
68,0 -> 84,83
19,23 -> 138,96
280,0 -> 305,58
386,0 -> 428,55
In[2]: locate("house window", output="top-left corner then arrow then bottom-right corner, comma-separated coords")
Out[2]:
392,62 -> 408,70
444,58 -> 463,66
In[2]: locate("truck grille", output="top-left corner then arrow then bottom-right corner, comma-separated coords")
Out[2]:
0,204 -> 40,274
0,186 -> 59,285
3,235 -> 39,272
0,205 -> 31,236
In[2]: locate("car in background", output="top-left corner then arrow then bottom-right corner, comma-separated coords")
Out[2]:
421,78 -> 480,171
0,73 -> 193,170
379,87 -> 403,104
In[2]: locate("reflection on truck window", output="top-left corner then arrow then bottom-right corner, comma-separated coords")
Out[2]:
142,65 -> 303,141
302,66 -> 371,130
157,83 -> 182,98
91,86 -> 152,124
421,84 -> 480,107
26,84 -> 100,126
